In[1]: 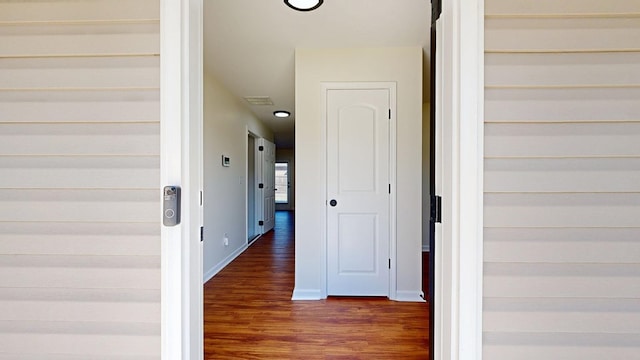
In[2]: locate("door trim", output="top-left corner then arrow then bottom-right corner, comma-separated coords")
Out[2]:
320,82 -> 397,300
434,1 -> 484,359
160,0 -> 204,359
247,130 -> 261,243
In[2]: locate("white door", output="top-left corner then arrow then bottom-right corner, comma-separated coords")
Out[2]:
327,87 -> 391,296
248,133 -> 260,242
260,138 -> 276,232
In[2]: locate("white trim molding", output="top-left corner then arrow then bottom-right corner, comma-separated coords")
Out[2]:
395,291 -> 425,302
291,289 -> 324,301
160,0 -> 204,359
435,0 -> 484,360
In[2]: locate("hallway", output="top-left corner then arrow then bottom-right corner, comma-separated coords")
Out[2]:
204,211 -> 429,359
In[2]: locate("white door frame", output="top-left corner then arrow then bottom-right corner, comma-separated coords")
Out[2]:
247,130 -> 261,242
322,82 -> 397,299
160,0 -> 203,359
433,0 -> 484,359
159,0 -> 483,359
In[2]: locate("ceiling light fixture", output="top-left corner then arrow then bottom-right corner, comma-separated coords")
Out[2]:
284,0 -> 323,12
273,111 -> 291,118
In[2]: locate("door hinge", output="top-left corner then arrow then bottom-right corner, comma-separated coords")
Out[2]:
389,184 -> 391,194
199,191 -> 203,206
258,183 -> 264,189
259,220 -> 264,226
388,109 -> 391,120
431,0 -> 442,23
200,226 -> 204,242
389,259 -> 391,269
258,145 -> 264,151
431,195 -> 442,223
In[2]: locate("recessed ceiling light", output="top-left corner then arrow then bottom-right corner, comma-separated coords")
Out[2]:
274,111 -> 291,118
284,0 -> 323,12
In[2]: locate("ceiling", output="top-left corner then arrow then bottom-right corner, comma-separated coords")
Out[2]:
204,0 -> 431,149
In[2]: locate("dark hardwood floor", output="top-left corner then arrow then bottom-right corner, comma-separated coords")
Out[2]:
204,211 -> 429,359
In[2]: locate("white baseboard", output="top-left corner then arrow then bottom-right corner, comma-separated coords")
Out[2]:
395,290 -> 426,302
291,288 -> 323,300
422,244 -> 430,252
203,243 -> 248,284
247,233 -> 262,247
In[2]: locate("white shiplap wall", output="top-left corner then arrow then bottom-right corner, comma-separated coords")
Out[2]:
0,0 -> 160,358
484,0 -> 640,358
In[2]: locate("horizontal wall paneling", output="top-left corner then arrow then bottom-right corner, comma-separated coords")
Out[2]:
484,1 -> 640,358
0,0 -> 161,357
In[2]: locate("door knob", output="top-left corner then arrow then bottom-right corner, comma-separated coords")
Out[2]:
329,199 -> 337,207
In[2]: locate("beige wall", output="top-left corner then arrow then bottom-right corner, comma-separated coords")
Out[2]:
484,0 -> 640,358
202,70 -> 273,281
294,47 -> 423,300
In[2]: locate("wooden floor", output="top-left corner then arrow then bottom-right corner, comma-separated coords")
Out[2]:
204,211 -> 429,359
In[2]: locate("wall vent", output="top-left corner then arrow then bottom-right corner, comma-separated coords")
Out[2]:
243,96 -> 274,105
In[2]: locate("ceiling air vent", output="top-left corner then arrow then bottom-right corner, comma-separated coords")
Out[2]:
243,96 -> 274,106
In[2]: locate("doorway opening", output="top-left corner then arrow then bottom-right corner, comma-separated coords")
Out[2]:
185,1 -> 436,359
275,162 -> 289,205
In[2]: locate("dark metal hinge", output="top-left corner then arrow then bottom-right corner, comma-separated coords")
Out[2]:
200,226 -> 204,242
388,109 -> 391,119
431,0 -> 442,23
431,195 -> 442,223
389,259 -> 391,269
